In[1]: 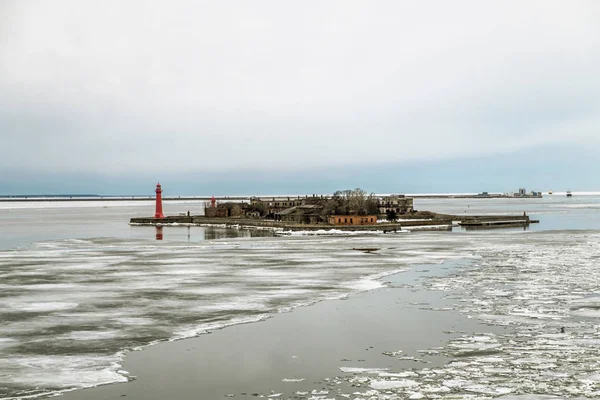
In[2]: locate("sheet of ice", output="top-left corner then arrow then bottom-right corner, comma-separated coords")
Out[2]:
9,302 -> 80,312
0,233 -> 472,399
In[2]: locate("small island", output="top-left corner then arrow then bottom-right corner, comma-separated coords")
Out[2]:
130,186 -> 535,232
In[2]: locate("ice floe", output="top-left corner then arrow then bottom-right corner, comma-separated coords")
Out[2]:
290,231 -> 600,399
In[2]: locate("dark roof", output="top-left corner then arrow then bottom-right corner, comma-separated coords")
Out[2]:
276,205 -> 323,216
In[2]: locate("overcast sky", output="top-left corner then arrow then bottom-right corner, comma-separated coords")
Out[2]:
1,1 -> 599,194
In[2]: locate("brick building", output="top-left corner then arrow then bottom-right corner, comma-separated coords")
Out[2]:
327,215 -> 377,225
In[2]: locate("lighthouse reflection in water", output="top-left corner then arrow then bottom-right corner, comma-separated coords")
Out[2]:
154,226 -> 188,241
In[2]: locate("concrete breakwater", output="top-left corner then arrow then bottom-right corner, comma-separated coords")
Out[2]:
409,194 -> 542,199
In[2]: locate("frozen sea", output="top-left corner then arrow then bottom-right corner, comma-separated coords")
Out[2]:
1,194 -> 600,399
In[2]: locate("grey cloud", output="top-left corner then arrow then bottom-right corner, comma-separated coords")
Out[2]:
1,0 -> 599,175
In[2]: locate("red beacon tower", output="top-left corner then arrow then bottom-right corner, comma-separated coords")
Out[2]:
154,183 -> 165,219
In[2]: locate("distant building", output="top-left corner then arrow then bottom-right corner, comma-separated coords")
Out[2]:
512,188 -> 542,198
204,202 -> 248,217
377,195 -> 413,215
274,205 -> 325,224
250,195 -> 327,215
328,215 -> 378,225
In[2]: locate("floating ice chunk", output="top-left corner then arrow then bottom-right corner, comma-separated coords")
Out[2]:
113,317 -> 155,325
382,350 -> 403,357
397,356 -> 425,362
495,396 -> 564,399
450,343 -> 502,350
483,367 -> 513,374
476,357 -> 505,363
509,310 -> 564,320
66,330 -> 119,341
282,378 -> 305,382
443,379 -> 470,388
464,384 -> 514,395
485,290 -> 513,297
11,302 -> 79,312
466,335 -> 494,342
578,372 -> 600,382
370,379 -> 419,389
511,357 -> 556,365
449,342 -> 503,357
409,393 -> 424,399
571,338 -> 600,346
379,371 -> 418,378
346,279 -> 384,291
477,314 -> 537,325
339,367 -> 390,373
0,338 -> 16,349
353,390 -> 380,397
447,361 -> 471,368
570,296 -> 600,305
571,309 -> 600,318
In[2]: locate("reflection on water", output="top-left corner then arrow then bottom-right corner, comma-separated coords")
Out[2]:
459,222 -> 530,232
149,225 -> 275,241
202,226 -> 274,240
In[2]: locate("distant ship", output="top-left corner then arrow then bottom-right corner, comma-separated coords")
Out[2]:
548,190 -> 553,195
567,191 -> 572,197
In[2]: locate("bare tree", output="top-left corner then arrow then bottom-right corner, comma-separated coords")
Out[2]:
322,188 -> 378,216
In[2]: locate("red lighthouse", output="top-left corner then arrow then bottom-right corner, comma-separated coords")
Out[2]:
154,183 -> 165,219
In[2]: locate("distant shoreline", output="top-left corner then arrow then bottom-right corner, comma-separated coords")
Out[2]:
0,196 -> 235,202
2,191 -> 597,202
0,193 -> 552,202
